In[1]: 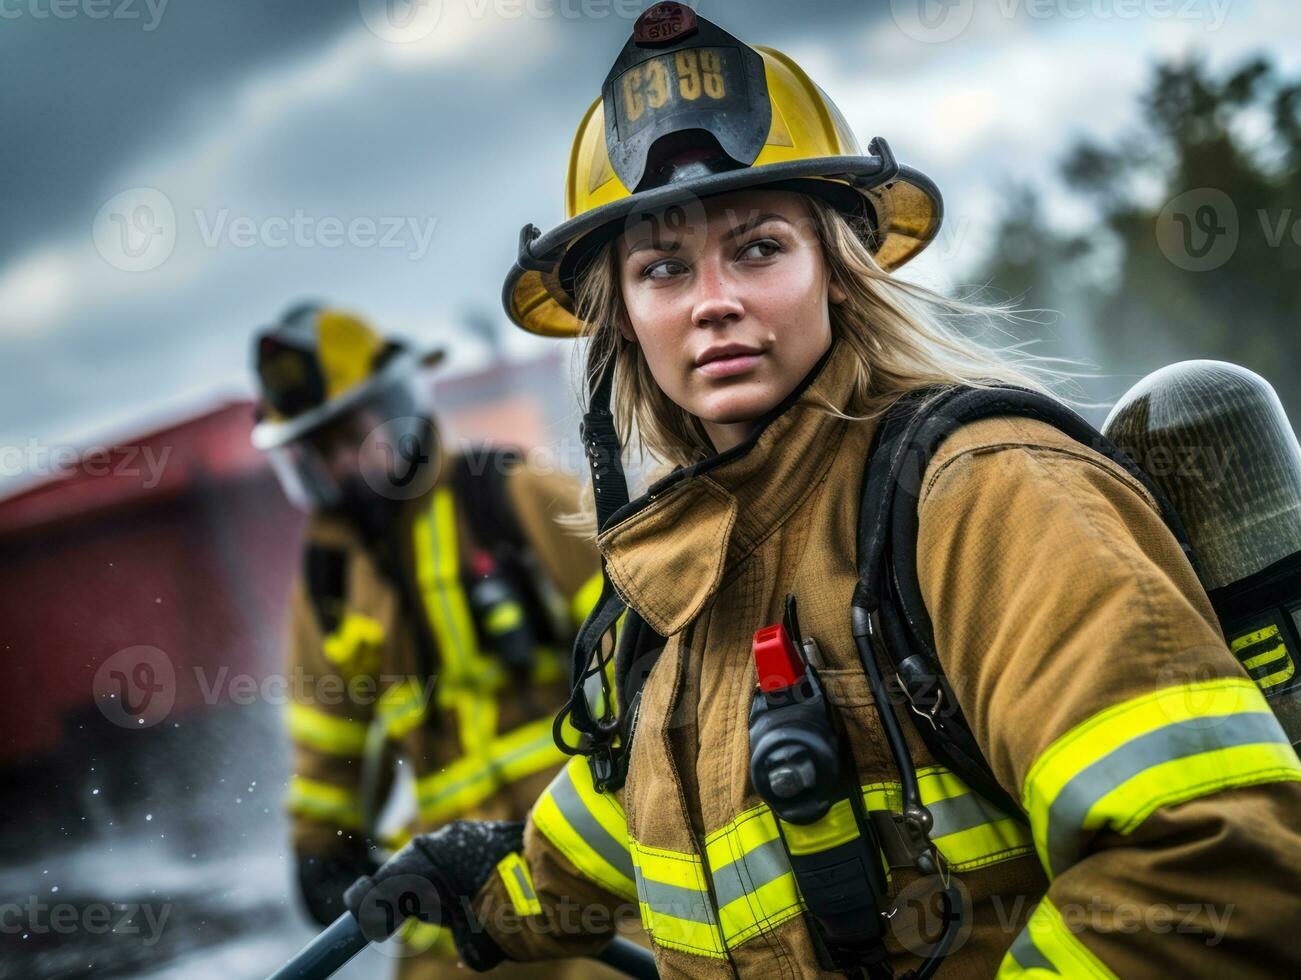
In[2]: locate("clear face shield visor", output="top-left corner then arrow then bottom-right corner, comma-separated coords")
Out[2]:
259,367 -> 440,513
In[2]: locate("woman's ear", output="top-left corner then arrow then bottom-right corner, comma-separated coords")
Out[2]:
828,276 -> 847,305
615,310 -> 638,344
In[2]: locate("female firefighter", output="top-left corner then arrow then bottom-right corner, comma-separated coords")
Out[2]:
353,4 -> 1301,977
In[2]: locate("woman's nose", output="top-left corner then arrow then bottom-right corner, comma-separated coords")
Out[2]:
691,259 -> 744,328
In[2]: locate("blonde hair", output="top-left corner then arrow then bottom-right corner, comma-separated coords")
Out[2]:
567,193 -> 1078,516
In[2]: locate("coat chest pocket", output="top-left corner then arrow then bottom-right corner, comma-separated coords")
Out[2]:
817,667 -> 900,779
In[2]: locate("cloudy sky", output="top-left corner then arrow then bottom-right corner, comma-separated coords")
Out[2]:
2,0 -> 1298,461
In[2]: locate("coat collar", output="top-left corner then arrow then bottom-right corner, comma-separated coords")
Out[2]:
596,339 -> 870,636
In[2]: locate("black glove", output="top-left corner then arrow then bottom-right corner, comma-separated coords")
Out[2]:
345,820 -> 523,972
296,845 -> 380,928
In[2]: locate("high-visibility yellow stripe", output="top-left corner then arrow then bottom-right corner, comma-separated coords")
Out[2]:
321,612 -> 384,678
631,840 -> 726,958
286,702 -> 369,756
415,716 -> 564,823
1257,658 -> 1297,690
377,677 -> 428,739
705,805 -> 801,948
1241,642 -> 1286,670
624,764 -> 1027,956
997,897 -> 1117,978
780,798 -> 859,855
570,571 -> 605,626
716,868 -> 801,949
1026,679 -> 1262,807
1023,678 -> 1301,878
1231,624 -> 1279,652
413,487 -> 501,755
497,853 -> 543,916
932,816 -> 1032,872
1088,741 -> 1299,837
286,776 -> 363,829
533,757 -> 638,900
913,768 -> 1035,869
698,767 -> 1028,951
397,918 -> 457,957
1231,624 -> 1297,690
485,601 -> 525,635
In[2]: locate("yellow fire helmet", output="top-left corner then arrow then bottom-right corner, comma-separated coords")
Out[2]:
503,1 -> 943,338
250,304 -> 445,511
251,304 -> 443,450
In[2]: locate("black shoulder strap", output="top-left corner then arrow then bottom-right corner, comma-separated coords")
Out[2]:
304,543 -> 347,636
452,445 -> 574,647
857,384 -> 1197,818
451,446 -> 527,555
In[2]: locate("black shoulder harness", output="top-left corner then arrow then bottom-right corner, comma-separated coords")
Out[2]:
855,383 -> 1197,817
304,543 -> 348,636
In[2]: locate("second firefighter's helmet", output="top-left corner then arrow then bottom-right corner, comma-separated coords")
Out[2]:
251,304 -> 443,510
503,1 -> 943,338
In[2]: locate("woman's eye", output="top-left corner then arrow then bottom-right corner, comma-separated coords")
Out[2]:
739,238 -> 782,260
643,258 -> 688,280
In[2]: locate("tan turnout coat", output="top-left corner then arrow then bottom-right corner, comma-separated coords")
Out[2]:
284,447 -> 614,978
472,340 -> 1301,978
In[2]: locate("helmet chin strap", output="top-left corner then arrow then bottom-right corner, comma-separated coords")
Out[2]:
582,341 -> 631,531
549,339 -> 637,789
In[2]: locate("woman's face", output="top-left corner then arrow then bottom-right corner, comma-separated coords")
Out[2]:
615,189 -> 844,453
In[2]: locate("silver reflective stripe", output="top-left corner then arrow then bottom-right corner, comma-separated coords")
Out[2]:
1046,712 -> 1286,875
549,765 -> 636,882
633,866 -> 717,925
930,790 -> 1010,837
709,837 -> 789,909
1009,926 -> 1058,974
512,865 -> 537,902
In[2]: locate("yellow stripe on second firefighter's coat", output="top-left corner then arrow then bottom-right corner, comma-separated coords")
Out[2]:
413,486 -> 501,756
321,613 -> 384,679
286,776 -> 363,829
414,716 -> 565,824
571,571 -> 605,626
287,702 -> 369,757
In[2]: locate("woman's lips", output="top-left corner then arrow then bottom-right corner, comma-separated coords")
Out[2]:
695,353 -> 763,378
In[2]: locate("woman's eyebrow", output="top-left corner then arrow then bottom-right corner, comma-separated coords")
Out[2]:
722,211 -> 789,242
624,236 -> 680,257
